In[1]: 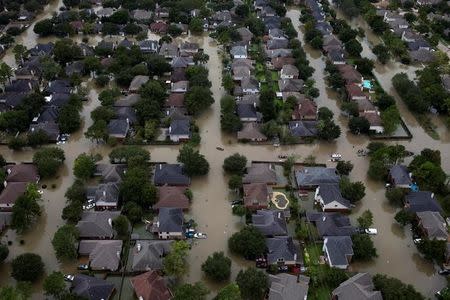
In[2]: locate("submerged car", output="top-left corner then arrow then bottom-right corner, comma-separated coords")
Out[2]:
365,228 -> 378,235
194,232 -> 207,239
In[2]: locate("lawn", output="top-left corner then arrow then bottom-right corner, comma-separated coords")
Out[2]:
271,71 -> 279,81
308,286 -> 333,300
305,244 -> 322,266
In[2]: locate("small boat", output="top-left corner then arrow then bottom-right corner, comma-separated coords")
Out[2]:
216,147 -> 224,151
330,153 -> 342,161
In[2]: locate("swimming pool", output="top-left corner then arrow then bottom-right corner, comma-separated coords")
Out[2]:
363,80 -> 373,90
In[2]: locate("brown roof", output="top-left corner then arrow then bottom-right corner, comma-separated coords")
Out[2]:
337,65 -> 362,84
130,270 -> 172,300
170,69 -> 186,83
355,97 -> 376,112
345,84 -> 365,98
237,122 -> 267,141
154,186 -> 189,210
150,22 -> 168,33
6,164 -> 39,183
271,57 -> 296,70
0,182 -> 27,205
292,99 -> 317,120
361,112 -> 382,126
243,183 -> 271,207
165,93 -> 185,107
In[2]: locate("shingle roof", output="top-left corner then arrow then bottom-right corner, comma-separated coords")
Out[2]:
115,94 -> 140,107
154,186 -> 190,210
243,163 -> 277,184
94,183 -> 120,206
237,122 -> 267,141
169,119 -> 190,135
332,273 -> 382,300
417,211 -> 447,240
157,208 -> 183,233
107,119 -> 130,137
130,270 -> 172,300
252,210 -> 287,236
166,93 -> 185,107
0,182 -> 27,206
237,103 -> 258,119
29,122 -> 59,141
243,183 -> 271,207
76,211 -> 120,238
79,240 -> 123,271
288,121 -> 318,137
154,164 -> 191,186
324,236 -> 353,267
317,184 -> 351,209
306,212 -> 355,237
131,240 -> 173,271
129,75 -> 149,91
6,164 -> 39,183
389,165 -> 412,186
72,274 -> 115,300
95,164 -> 126,183
278,79 -> 304,92
295,167 -> 339,187
266,236 -> 299,264
113,106 -> 138,124
268,273 -> 309,300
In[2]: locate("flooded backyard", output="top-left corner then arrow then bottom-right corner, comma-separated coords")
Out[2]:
0,2 -> 449,299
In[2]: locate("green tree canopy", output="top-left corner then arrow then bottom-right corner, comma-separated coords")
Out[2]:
223,153 -> 247,175
0,243 -> 8,262
336,160 -> 354,175
373,274 -> 424,300
214,283 -> 242,300
173,282 -> 210,300
112,215 -> 130,239
33,147 -> 65,178
236,267 -> 268,300
177,145 -> 210,176
357,210 -> 373,228
339,177 -> 366,203
201,252 -> 232,282
352,234 -> 377,261
44,271 -> 66,298
11,253 -> 44,282
229,226 -> 266,259
73,153 -> 96,180
109,146 -> 150,163
11,184 -> 42,233
185,86 -> 214,115
163,240 -> 190,277
52,224 -> 79,261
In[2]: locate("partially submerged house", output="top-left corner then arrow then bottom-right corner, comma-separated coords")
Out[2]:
153,164 -> 191,186
416,211 -> 448,241
243,163 -> 278,185
306,212 -> 355,238
332,273 -> 382,300
131,240 -> 173,271
252,210 -> 287,237
315,184 -> 352,212
78,240 -> 123,271
130,270 -> 172,300
265,236 -> 300,266
71,275 -> 115,300
150,207 -> 184,239
405,191 -> 443,213
76,211 -> 120,239
154,186 -> 190,210
295,167 -> 340,190
388,165 -> 412,188
243,183 -> 272,210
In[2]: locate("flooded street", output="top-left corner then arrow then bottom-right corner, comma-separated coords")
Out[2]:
0,2 -> 449,298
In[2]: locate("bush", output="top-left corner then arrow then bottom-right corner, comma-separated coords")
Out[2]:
201,252 -> 231,282
352,234 -> 377,261
11,253 -> 44,282
229,226 -> 265,259
223,153 -> 247,175
385,188 -> 406,207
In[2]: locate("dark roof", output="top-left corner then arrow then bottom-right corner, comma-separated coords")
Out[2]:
115,94 -> 140,107
405,191 -> 442,213
0,182 -> 27,206
332,273 -> 382,300
107,119 -> 130,137
154,164 -> 191,186
243,163 -> 277,184
72,274 -> 115,300
295,167 -> 339,187
154,186 -> 189,210
416,211 -> 447,240
36,106 -> 60,124
118,38 -> 133,49
29,122 -> 60,141
306,212 -> 355,237
48,93 -> 70,107
94,164 -> 126,183
268,273 -> 309,300
6,164 -> 39,183
1,92 -> 27,108
288,121 -> 318,137
278,79 -> 304,93
132,240 -> 173,271
46,79 -> 71,94
157,208 -> 183,232
252,210 -> 287,236
237,103 -> 258,119
169,119 -> 190,135
78,240 -> 123,271
317,184 -> 351,209
113,106 -> 138,124
5,79 -> 38,93
76,211 -> 120,238
324,236 -> 353,267
94,183 -> 120,206
389,165 -> 412,186
266,236 -> 299,264
130,270 -> 172,300
65,61 -> 85,76
166,93 -> 185,107
243,183 -> 270,207
407,38 -> 431,51
29,43 -> 54,56
170,69 -> 187,83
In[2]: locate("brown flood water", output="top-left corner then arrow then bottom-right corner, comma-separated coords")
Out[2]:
0,2 -> 449,298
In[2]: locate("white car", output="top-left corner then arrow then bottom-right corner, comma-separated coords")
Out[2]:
365,228 -> 378,235
82,203 -> 95,210
64,274 -> 74,282
194,232 -> 207,239
413,238 -> 422,244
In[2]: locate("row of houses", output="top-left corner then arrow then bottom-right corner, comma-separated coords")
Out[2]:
305,0 -> 385,134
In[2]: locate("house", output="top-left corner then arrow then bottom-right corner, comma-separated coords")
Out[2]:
243,163 -> 277,185
280,65 -> 299,79
388,165 -> 412,188
233,66 -> 251,81
132,9 -> 152,22
315,184 -> 351,212
265,236 -> 299,266
94,164 -> 126,183
232,58 -> 255,70
278,79 -> 304,93
47,93 -> 71,108
0,182 -> 27,211
168,119 -> 190,142
355,98 -> 376,113
323,35 -> 343,53
76,211 -> 120,239
237,103 -> 259,122
29,122 -> 60,142
295,167 -> 340,189
129,75 -> 149,92
65,61 -> 85,77
154,164 -> 191,186
266,48 -> 293,59
292,98 -> 317,120
271,57 -> 296,70
97,7 -> 115,17
306,212 -> 355,238
237,27 -> 254,44
266,39 -> 289,50
405,191 -> 443,213
91,183 -> 120,210
164,107 -> 190,121
252,210 -> 288,236
78,240 -> 123,271
416,211 -> 447,240
71,275 -> 115,300
150,22 -> 169,34
5,79 -> 38,93
131,240 -> 173,271
139,40 -> 159,53
154,6 -> 170,19
0,212 -> 12,233
46,79 -> 72,94
107,119 -> 130,140
332,273 -> 382,300
360,112 -> 384,134
115,94 -> 140,107
288,121 -> 318,138
243,183 -> 272,210
338,65 -> 363,85
114,106 -> 138,124
237,122 -> 268,142
268,273 -> 309,300
171,81 -> 189,93
316,21 -> 333,36
230,46 -> 248,59
170,69 -> 187,83
151,207 -> 184,239
171,56 -> 194,69
323,236 -> 353,269
166,93 -> 185,107
328,48 -> 346,65
345,84 -> 366,101
5,163 -> 39,184
154,186 -> 190,210
240,94 -> 260,106
130,270 -> 172,300
159,43 -> 178,58
180,42 -> 199,55
29,42 -> 54,56
268,28 -> 286,40
410,49 -> 435,63
260,5 -> 276,17
442,74 -> 450,93
254,0 -> 268,10
241,77 -> 260,94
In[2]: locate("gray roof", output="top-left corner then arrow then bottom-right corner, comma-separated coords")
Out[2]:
281,64 -> 299,76
129,75 -> 149,91
72,274 -> 115,300
171,56 -> 193,68
252,210 -> 287,236
317,184 -> 351,209
266,236 -> 299,264
267,39 -> 289,50
295,167 -> 339,187
78,240 -> 123,271
0,212 -> 12,231
306,212 -> 355,237
159,43 -> 179,57
76,211 -> 120,239
94,164 -> 126,183
237,27 -> 254,42
237,122 -> 267,141
230,46 -> 247,57
94,183 -> 120,206
389,165 -> 412,186
139,40 -> 158,52
406,191 -> 443,213
37,105 -> 59,122
243,163 -> 277,184
324,236 -> 353,267
288,121 -> 318,137
410,49 -> 435,63
237,103 -> 258,119
107,119 -> 130,137
442,74 -> 450,93
157,208 -> 183,233
115,94 -> 140,107
241,77 -> 259,90
268,273 -> 309,300
131,240 -> 173,271
169,119 -> 190,135
278,79 -> 304,92
417,211 -> 448,240
332,273 -> 382,300
154,164 -> 191,186
113,106 -> 138,124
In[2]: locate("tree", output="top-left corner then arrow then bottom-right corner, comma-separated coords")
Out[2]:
177,145 -> 210,176
193,52 -> 209,64
120,166 -> 157,208
223,153 -> 247,175
53,39 -> 82,64
376,93 -> 395,111
202,252 -> 232,282
85,120 -> 108,142
394,209 -> 414,226
163,240 -> 190,277
416,239 -> 446,264
189,17 -> 204,34
412,161 -> 446,193
357,210 -> 373,229
0,283 -> 32,299
109,146 -> 150,164
349,116 -> 370,134
13,44 -> 28,63
185,86 -> 214,115
215,283 -> 241,300
144,120 -> 159,140
339,178 -> 365,202
44,272 -> 66,298
261,120 -> 281,138
354,58 -> 374,76
11,253 -> 44,282
52,224 -> 79,260
147,54 -> 172,76
58,104 -> 81,134
235,4 -> 250,17
341,101 -> 359,117
381,106 -> 400,134
352,234 -> 377,261
33,147 -> 65,178
91,106 -> 115,123
229,175 -> 243,190
27,129 -> 49,147
173,282 -> 210,300
0,62 -> 12,87
34,19 -> 54,36
317,119 -> 341,141
373,274 -> 424,300
259,90 -> 277,122
62,202 -> 83,223
73,153 -> 96,180
109,9 -> 129,24
112,215 -> 130,239
236,268 -> 268,300
11,184 -> 42,233
336,160 -> 353,175
373,44 -> 391,64
229,226 -> 266,259
41,56 -> 62,81
345,39 -> 363,57
385,188 -> 406,207
0,243 -> 8,262
122,202 -> 143,224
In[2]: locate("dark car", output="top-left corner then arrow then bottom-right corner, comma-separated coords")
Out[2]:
78,264 -> 89,270
438,269 -> 450,276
